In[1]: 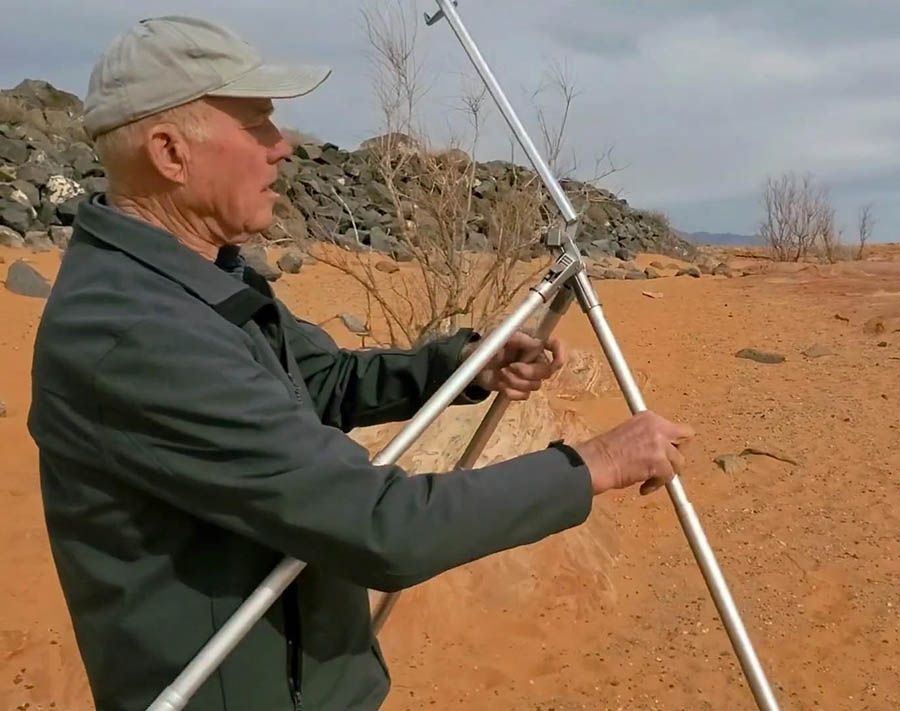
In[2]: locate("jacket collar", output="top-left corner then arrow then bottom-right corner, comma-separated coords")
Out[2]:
73,193 -> 250,308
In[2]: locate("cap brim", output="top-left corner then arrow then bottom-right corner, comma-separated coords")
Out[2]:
208,63 -> 332,99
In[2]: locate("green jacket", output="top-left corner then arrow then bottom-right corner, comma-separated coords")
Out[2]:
27,194 -> 592,711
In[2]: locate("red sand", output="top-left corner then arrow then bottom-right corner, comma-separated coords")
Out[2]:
2,245 -> 898,710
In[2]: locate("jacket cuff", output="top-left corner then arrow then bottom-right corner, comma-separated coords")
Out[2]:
455,330 -> 491,405
428,328 -> 491,405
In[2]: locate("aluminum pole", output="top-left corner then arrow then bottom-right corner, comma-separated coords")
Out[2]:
147,274 -> 569,711
455,288 -> 574,470
570,271 -> 781,711
428,3 -> 781,708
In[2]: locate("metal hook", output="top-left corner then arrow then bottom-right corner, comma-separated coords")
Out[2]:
424,0 -> 457,26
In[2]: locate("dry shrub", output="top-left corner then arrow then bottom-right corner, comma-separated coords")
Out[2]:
309,0 -> 617,346
310,141 -> 550,346
760,172 -> 842,262
309,0 -> 555,346
634,208 -> 672,237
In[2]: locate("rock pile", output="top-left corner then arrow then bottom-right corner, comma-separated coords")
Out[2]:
1,79 -> 698,266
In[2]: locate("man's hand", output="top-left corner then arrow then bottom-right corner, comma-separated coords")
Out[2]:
463,331 -> 567,401
573,411 -> 695,496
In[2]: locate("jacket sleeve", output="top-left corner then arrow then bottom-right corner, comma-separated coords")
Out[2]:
281,307 -> 489,431
92,313 -> 592,592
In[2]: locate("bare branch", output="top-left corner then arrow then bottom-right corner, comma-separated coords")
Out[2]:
857,203 -> 875,260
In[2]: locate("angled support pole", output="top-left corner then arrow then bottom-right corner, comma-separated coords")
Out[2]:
147,3 -> 782,710
375,3 -> 784,710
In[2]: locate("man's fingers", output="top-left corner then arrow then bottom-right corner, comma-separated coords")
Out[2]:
507,360 -> 553,381
667,421 -> 695,444
639,478 -> 664,496
506,331 -> 542,355
500,368 -> 542,392
546,337 -> 567,371
665,443 -> 686,476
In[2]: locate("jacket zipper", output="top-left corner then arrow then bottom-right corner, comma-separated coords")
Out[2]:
284,581 -> 303,710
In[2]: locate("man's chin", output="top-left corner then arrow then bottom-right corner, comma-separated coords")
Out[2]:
244,211 -> 275,237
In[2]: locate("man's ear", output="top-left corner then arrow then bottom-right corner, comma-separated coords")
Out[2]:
144,123 -> 191,185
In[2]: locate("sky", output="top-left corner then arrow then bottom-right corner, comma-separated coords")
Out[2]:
3,0 -> 900,241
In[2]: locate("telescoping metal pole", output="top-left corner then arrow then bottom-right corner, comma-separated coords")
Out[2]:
371,286 -> 576,633
145,251 -> 580,711
408,2 -> 782,709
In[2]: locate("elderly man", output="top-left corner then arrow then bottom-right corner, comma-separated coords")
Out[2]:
27,15 -> 693,711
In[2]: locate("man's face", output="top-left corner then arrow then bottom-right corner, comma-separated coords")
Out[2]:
182,97 -> 291,244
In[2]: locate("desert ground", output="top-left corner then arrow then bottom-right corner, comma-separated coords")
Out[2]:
1,243 -> 898,711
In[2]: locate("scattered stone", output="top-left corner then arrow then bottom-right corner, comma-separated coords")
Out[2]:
375,260 -> 399,274
642,291 -> 664,299
740,446 -> 799,466
276,250 -> 304,274
241,245 -> 281,281
45,174 -> 84,205
295,143 -> 322,161
80,176 -> 109,194
56,194 -> 87,225
16,163 -> 51,187
0,202 -> 32,234
465,231 -> 490,252
12,179 -> 39,207
0,399 -> 6,417
863,315 -> 900,335
48,225 -> 72,249
0,136 -> 28,164
735,348 -> 785,364
834,313 -> 850,323
649,261 -> 665,270
24,230 -> 53,252
712,262 -> 733,278
801,344 -> 834,359
676,266 -> 701,278
339,312 -> 368,335
4,259 -> 51,298
714,454 -> 747,476
878,341 -> 888,347
0,225 -> 25,247
615,247 -> 635,261
644,267 -> 661,279
603,268 -> 626,280
625,270 -> 647,280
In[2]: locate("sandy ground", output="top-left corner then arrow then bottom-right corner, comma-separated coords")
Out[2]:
1,244 -> 898,711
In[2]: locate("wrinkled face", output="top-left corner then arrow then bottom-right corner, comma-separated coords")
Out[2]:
182,97 -> 290,244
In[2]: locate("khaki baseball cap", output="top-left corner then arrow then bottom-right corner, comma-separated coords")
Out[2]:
83,15 -> 331,139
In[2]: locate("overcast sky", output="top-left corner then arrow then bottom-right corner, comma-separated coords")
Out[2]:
3,0 -> 900,241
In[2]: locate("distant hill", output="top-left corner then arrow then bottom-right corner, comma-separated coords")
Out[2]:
679,230 -> 762,247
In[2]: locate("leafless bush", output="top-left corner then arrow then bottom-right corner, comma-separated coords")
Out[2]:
857,203 -> 875,260
309,0 -> 554,346
634,208 -> 672,238
761,173 -> 838,261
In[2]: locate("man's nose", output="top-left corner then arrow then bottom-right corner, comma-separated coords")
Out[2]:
270,132 -> 292,163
